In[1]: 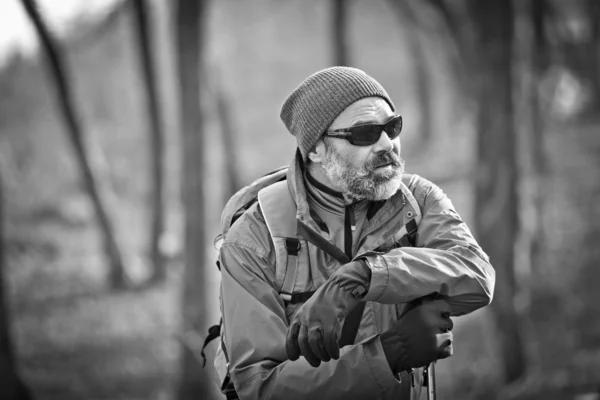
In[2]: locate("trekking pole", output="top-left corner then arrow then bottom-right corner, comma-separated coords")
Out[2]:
403,293 -> 442,399
424,362 -> 436,400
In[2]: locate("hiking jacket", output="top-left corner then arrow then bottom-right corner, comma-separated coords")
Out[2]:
219,153 -> 495,400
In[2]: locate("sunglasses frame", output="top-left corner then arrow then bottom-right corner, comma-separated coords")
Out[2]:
324,115 -> 403,146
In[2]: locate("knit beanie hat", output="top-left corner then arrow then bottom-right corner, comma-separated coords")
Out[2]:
280,66 -> 395,161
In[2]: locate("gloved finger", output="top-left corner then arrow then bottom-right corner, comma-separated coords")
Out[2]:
436,332 -> 454,359
308,327 -> 330,362
417,299 -> 443,320
285,322 -> 301,361
429,298 -> 451,313
439,342 -> 454,359
328,323 -> 341,360
438,316 -> 454,333
317,331 -> 332,362
299,325 -> 321,368
443,316 -> 454,332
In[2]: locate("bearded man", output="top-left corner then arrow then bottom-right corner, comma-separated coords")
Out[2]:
217,67 -> 495,400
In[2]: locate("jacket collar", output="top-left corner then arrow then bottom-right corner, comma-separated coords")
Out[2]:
305,170 -> 344,199
287,150 -> 322,234
286,150 -> 410,252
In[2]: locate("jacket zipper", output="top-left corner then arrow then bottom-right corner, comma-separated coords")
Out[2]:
344,204 -> 355,258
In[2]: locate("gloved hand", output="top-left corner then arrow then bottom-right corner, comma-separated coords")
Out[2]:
285,260 -> 371,367
380,298 -> 454,375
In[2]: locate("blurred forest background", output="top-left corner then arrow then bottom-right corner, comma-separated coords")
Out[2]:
1,0 -> 599,399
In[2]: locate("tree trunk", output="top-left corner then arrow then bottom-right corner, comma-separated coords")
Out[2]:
0,172 -> 34,400
332,0 -> 350,66
470,0 -> 526,383
215,81 -> 240,199
587,0 -> 600,107
176,0 -> 216,399
206,69 -> 241,200
387,0 -> 434,148
131,0 -> 166,284
20,0 -> 128,289
512,0 -> 551,375
530,0 -> 550,283
421,0 -> 473,98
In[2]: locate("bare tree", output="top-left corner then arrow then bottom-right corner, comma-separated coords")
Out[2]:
424,0 -> 527,382
20,0 -> 128,289
582,0 -> 600,109
175,0 -> 217,398
387,0 -> 434,148
420,0 -> 473,97
206,69 -> 241,200
468,0 -> 526,383
511,0 -> 551,375
131,0 -> 166,284
526,0 -> 550,295
332,0 -> 350,65
0,171 -> 33,400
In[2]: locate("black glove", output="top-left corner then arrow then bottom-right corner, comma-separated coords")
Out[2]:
285,260 -> 371,367
380,298 -> 454,375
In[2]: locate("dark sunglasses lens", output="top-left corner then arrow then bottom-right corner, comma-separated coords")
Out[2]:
385,116 -> 403,139
350,126 -> 382,146
349,116 -> 403,146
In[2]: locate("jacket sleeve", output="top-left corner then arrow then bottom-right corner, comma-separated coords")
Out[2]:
362,176 -> 496,316
220,239 -> 403,400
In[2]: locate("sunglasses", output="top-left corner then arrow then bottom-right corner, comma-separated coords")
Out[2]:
324,115 -> 403,146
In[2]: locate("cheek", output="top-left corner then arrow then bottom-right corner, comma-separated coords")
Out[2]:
393,138 -> 401,153
335,142 -> 370,166
355,148 -> 373,166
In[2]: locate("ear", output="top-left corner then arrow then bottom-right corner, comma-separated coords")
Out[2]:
307,140 -> 326,164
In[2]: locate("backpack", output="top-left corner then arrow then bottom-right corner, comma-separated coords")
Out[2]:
201,167 -> 423,399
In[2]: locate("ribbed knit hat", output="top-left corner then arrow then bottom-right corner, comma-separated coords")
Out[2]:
280,66 -> 395,161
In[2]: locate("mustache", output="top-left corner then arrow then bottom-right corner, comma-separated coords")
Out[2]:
368,150 -> 402,170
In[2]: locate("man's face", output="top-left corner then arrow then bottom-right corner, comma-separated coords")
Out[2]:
317,97 -> 404,202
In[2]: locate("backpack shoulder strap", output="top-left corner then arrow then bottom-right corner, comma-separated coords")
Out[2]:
214,167 -> 287,256
220,167 -> 288,238
257,181 -> 303,302
397,176 -> 423,246
400,176 -> 423,219
258,181 -> 364,350
257,180 -> 297,237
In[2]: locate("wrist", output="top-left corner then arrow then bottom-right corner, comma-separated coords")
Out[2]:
330,260 -> 372,299
380,331 -> 407,375
353,258 -> 372,281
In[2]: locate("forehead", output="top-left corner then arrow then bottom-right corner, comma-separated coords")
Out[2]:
329,97 -> 394,129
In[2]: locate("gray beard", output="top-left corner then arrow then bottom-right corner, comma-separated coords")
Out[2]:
320,144 -> 405,202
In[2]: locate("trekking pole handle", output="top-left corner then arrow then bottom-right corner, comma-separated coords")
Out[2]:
401,293 -> 443,399
426,362 -> 436,400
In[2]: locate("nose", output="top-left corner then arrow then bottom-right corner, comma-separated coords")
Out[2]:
372,130 -> 394,154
